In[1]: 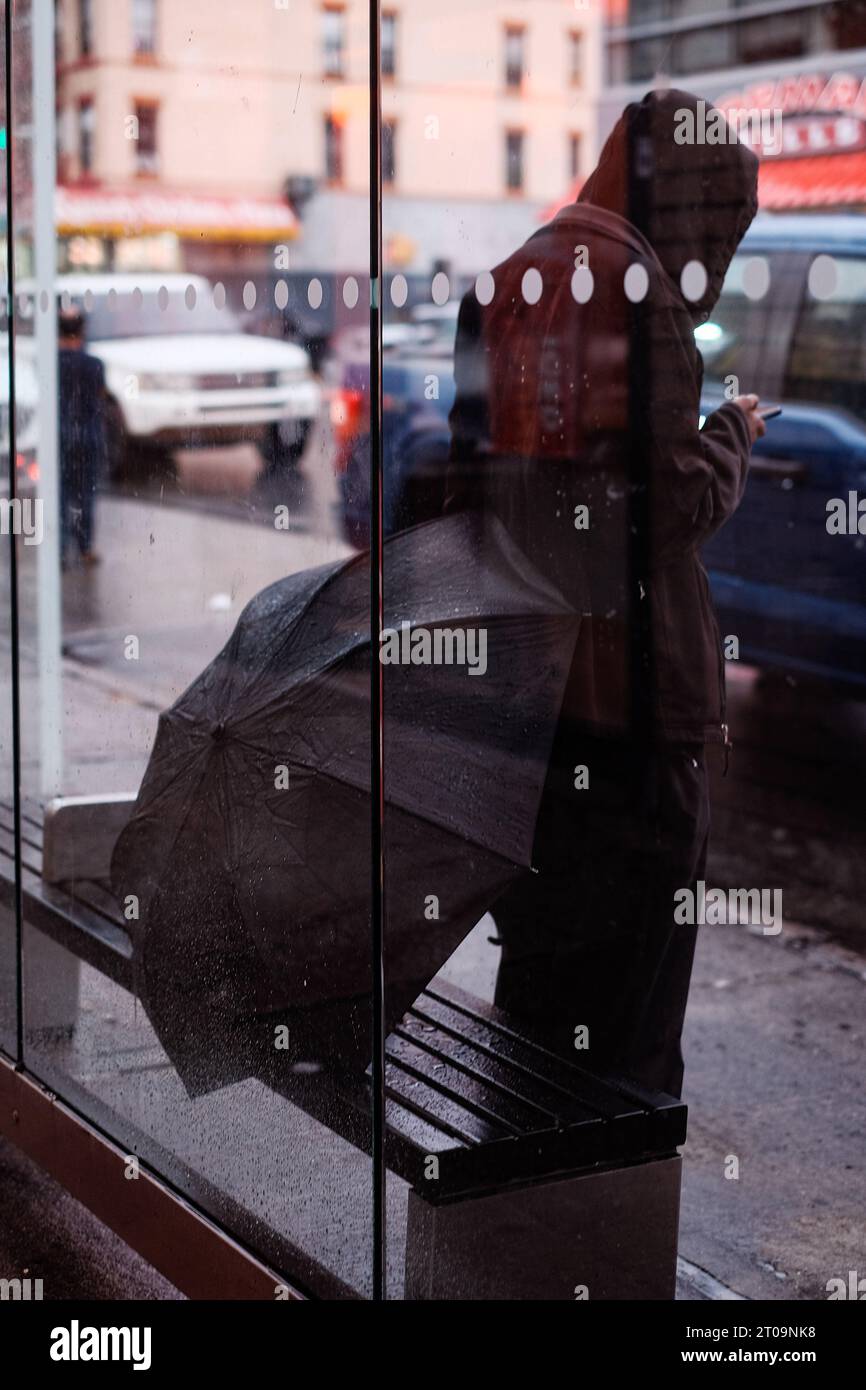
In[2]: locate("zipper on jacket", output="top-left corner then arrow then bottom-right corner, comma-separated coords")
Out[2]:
701,563 -> 731,773
721,721 -> 732,775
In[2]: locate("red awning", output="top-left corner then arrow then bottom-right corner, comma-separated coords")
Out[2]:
541,152 -> 866,225
758,152 -> 866,209
56,185 -> 299,242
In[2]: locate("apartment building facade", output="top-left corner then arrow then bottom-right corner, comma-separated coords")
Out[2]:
54,0 -> 601,279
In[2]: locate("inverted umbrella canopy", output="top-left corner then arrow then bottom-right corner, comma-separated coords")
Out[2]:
111,511 -> 581,1095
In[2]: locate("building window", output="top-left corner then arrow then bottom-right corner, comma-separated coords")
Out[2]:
134,102 -> 159,175
382,11 -> 397,78
322,6 -> 345,79
505,129 -> 524,192
79,0 -> 93,57
737,14 -> 806,66
827,0 -> 866,50
325,114 -> 344,183
132,0 -> 157,57
77,98 -> 95,174
569,30 -> 583,85
382,119 -> 396,185
505,26 -> 525,90
569,132 -> 581,181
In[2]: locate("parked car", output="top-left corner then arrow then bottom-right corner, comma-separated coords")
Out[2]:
333,304 -> 457,544
18,273 -> 321,477
699,214 -> 866,694
337,217 -> 866,693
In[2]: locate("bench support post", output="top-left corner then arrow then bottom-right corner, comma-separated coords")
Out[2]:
405,1154 -> 682,1300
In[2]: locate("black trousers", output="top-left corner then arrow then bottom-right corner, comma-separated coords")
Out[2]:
491,731 -> 709,1098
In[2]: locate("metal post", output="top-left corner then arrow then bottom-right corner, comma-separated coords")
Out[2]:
32,0 -> 62,799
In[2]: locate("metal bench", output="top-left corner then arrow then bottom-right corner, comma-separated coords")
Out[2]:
0,795 -> 687,1300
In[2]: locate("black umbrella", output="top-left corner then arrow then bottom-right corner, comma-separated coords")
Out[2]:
111,511 -> 581,1095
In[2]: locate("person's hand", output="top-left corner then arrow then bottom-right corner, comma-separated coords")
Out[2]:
731,393 -> 766,445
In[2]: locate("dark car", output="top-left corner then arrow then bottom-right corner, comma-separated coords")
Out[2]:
333,309 -> 457,545
699,215 -> 866,694
337,217 -> 866,692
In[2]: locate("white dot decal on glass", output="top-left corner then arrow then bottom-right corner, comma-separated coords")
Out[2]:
342,276 -> 359,309
522,268 -> 543,304
308,277 -> 323,310
243,281 -> 257,311
680,260 -> 707,303
475,271 -> 495,306
39,290 -> 50,313
390,274 -> 408,308
213,282 -> 226,311
106,289 -> 117,312
571,267 -> 594,304
185,283 -> 197,310
157,286 -> 168,311
742,256 -> 770,301
84,289 -> 94,313
132,287 -> 143,311
18,294 -> 32,317
60,291 -> 72,313
624,263 -> 649,303
808,254 -> 837,301
431,272 -> 450,306
275,280 -> 289,310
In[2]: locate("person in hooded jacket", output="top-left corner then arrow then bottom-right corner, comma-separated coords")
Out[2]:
444,89 -> 765,1097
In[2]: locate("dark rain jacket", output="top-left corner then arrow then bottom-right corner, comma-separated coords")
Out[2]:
445,89 -> 759,745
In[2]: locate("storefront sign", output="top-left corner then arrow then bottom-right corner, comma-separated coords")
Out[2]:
716,72 -> 866,158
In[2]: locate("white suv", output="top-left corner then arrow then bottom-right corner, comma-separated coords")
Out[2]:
49,273 -> 320,476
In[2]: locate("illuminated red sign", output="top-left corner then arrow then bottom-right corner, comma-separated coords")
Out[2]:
716,72 -> 866,158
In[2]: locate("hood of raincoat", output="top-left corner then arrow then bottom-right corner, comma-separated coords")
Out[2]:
578,87 -> 759,324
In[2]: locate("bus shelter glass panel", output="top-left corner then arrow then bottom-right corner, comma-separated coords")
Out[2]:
13,0 -> 374,1297
0,0 -> 17,1060
380,0 -> 866,1299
